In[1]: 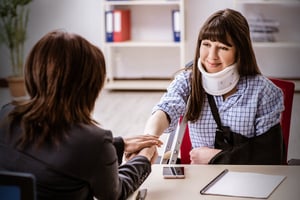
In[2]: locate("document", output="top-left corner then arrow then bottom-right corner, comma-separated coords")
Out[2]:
200,169 -> 286,199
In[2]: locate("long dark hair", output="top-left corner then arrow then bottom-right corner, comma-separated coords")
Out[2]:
186,8 -> 261,122
9,31 -> 106,148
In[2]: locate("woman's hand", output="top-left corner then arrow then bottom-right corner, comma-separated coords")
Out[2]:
123,135 -> 162,154
190,147 -> 221,164
137,146 -> 158,164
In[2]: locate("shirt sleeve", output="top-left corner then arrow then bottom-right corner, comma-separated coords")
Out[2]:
152,71 -> 191,133
255,78 -> 284,135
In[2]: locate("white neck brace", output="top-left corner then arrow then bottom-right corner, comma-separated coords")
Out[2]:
197,58 -> 240,96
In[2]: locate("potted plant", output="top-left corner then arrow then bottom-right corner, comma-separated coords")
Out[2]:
0,0 -> 33,98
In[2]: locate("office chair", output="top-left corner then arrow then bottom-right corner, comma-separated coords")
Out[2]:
0,171 -> 36,200
180,77 -> 295,164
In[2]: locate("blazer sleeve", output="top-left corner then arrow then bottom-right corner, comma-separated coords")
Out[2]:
113,137 -> 125,165
92,134 -> 151,200
117,156 -> 151,199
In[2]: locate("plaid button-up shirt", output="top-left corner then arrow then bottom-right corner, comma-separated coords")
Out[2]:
152,70 -> 284,148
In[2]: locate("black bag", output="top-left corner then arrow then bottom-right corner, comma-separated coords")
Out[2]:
207,94 -> 284,165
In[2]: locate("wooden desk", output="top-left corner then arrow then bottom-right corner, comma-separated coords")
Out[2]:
129,164 -> 300,200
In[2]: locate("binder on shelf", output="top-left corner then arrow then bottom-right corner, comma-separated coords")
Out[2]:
105,10 -> 114,42
172,10 -> 180,42
113,9 -> 131,42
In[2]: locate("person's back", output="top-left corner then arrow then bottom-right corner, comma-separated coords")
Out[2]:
0,31 -> 158,199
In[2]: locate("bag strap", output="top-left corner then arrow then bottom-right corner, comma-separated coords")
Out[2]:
207,94 -> 223,129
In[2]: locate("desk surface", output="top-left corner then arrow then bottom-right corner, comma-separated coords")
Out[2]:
129,164 -> 300,200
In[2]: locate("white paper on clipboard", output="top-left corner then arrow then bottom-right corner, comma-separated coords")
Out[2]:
201,170 -> 286,199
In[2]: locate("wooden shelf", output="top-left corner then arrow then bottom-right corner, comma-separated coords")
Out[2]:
102,0 -> 185,90
105,41 -> 182,47
104,79 -> 171,90
235,0 -> 300,4
104,0 -> 182,6
252,42 -> 300,48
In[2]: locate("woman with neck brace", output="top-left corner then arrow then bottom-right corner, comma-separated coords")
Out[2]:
144,8 -> 285,164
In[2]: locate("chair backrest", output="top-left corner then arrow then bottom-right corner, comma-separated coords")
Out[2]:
180,78 -> 295,164
269,78 -> 295,162
0,171 -> 36,200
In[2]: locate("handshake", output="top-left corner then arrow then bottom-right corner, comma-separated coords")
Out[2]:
123,135 -> 163,164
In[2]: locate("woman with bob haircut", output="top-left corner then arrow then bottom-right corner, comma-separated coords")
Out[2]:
0,30 -> 162,199
144,8 -> 285,164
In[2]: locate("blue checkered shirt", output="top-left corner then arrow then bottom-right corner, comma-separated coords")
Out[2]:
152,70 -> 284,148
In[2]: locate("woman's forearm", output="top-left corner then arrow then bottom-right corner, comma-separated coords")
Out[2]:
144,110 -> 170,138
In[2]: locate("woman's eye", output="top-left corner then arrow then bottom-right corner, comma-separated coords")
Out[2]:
219,46 -> 229,50
202,42 -> 210,47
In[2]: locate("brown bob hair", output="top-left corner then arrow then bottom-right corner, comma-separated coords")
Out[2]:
9,31 -> 106,148
186,8 -> 261,122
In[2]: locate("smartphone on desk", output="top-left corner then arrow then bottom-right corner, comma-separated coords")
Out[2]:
163,166 -> 185,179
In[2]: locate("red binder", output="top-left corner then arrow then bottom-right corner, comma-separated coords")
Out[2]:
113,9 -> 131,42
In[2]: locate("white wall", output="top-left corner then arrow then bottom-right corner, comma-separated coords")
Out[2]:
0,0 -> 299,160
0,0 -> 234,77
1,0 -> 299,79
0,0 -> 102,78
184,0 -> 234,62
185,0 -> 300,78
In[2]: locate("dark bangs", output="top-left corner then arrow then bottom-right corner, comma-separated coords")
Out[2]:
200,18 -> 233,47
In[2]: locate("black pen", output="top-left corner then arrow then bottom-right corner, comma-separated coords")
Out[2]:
136,188 -> 147,200
200,169 -> 229,194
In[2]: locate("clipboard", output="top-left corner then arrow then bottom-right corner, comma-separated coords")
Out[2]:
200,169 -> 286,199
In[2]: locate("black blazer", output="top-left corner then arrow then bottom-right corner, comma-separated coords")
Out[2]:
0,104 -> 151,200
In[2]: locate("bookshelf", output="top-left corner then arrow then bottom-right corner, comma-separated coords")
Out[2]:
101,0 -> 185,90
234,0 -> 300,81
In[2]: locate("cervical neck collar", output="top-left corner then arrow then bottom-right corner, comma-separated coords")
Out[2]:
197,58 -> 240,96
